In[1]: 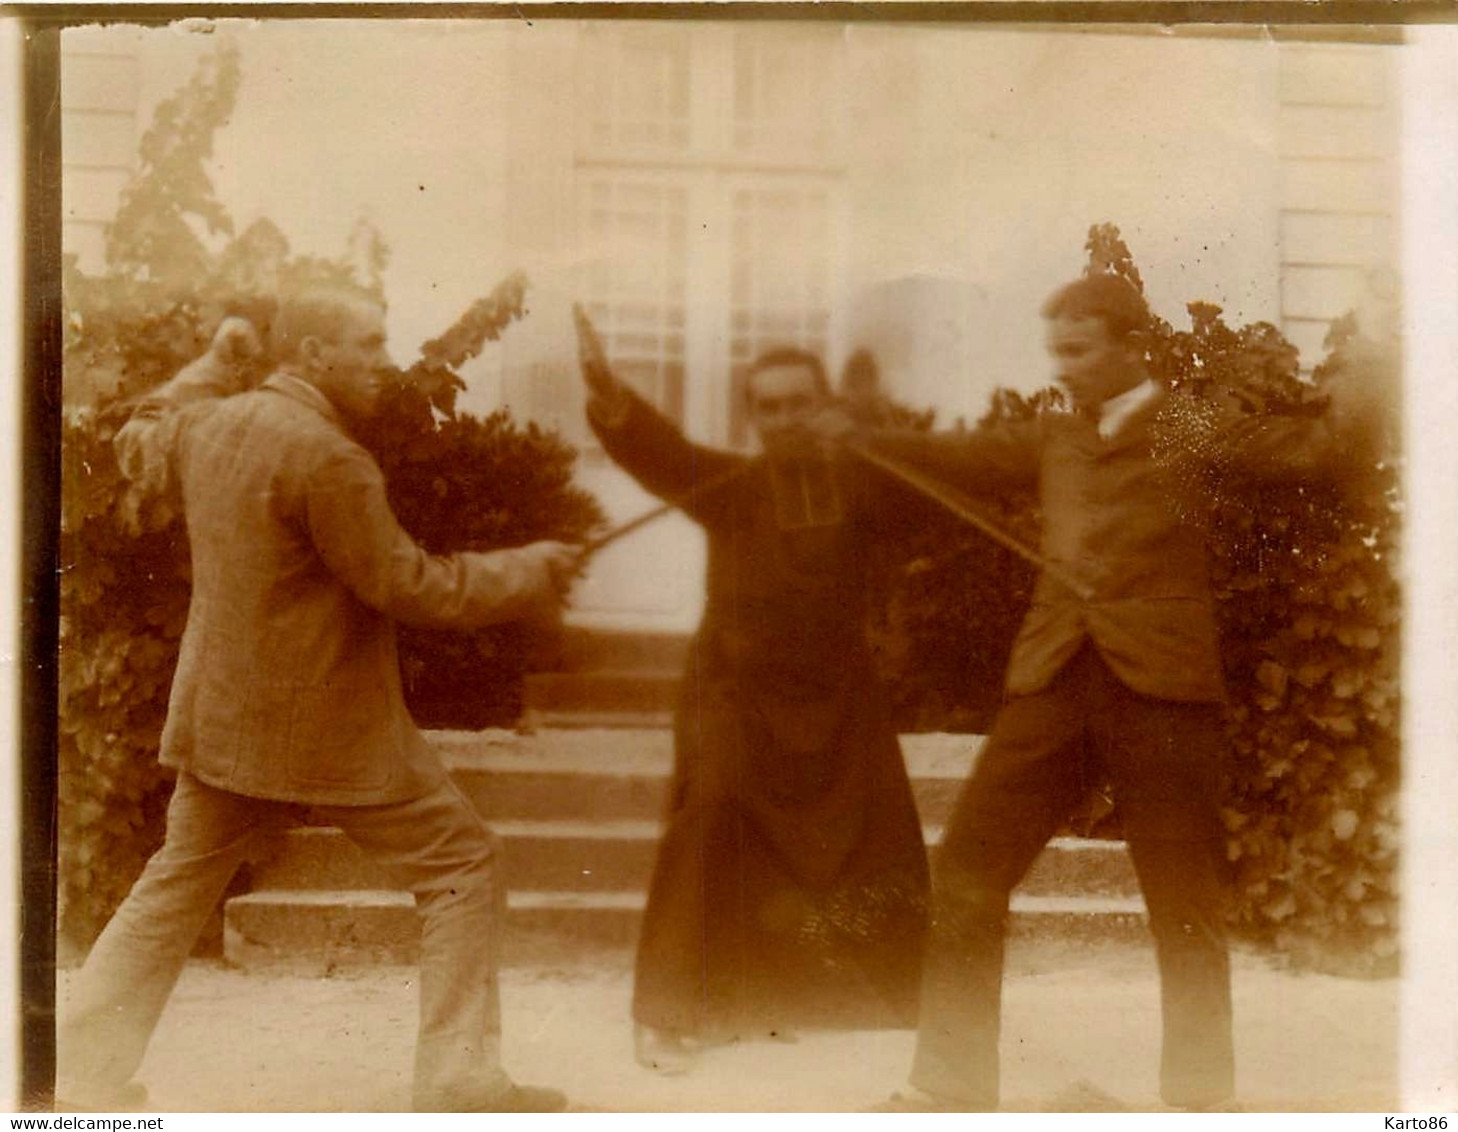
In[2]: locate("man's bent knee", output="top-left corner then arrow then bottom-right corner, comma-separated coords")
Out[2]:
414,825 -> 501,907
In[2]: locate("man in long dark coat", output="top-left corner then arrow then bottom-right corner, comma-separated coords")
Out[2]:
578,323 -> 932,1073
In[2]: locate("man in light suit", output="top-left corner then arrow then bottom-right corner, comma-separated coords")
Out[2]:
58,283 -> 579,1112
863,274 -> 1380,1111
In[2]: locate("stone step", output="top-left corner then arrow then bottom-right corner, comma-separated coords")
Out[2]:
224,889 -> 1150,972
520,709 -> 676,731
553,629 -> 691,673
252,821 -> 662,894
522,671 -> 681,718
251,824 -> 1142,899
224,729 -> 1149,970
224,890 -> 648,970
427,729 -> 979,825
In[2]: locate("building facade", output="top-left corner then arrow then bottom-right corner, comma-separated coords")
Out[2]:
62,21 -> 1403,633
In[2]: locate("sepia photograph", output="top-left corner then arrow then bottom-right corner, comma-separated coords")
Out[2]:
8,5 -> 1458,1116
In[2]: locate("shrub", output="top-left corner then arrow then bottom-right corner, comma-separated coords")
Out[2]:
59,45 -> 603,953
1208,317 -> 1400,972
862,391 -> 1044,735
352,292 -> 606,727
1097,224 -> 1400,970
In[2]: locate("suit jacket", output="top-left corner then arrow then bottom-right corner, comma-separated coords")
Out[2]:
116,367 -> 556,806
870,385 -> 1347,703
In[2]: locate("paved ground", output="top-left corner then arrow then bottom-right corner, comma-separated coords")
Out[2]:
57,940 -> 1397,1113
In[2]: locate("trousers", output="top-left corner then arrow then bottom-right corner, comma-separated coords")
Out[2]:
909,645 -> 1234,1109
58,770 -> 507,1111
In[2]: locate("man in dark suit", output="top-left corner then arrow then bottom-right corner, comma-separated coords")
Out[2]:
862,274 -> 1377,1111
59,285 -> 579,1112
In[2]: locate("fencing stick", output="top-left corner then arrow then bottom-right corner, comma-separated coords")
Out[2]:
581,461 -> 751,555
844,439 -> 1095,602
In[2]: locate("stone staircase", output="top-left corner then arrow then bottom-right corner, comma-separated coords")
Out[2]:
223,634 -> 1149,972
518,629 -> 685,730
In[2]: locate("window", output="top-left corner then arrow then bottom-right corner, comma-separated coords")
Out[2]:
728,185 -> 832,445
576,23 -> 845,446
577,178 -> 689,423
732,27 -> 840,157
580,24 -> 692,153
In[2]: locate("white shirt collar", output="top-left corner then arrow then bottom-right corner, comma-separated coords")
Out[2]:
1098,378 -> 1162,440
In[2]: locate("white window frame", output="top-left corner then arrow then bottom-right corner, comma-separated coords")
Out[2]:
574,22 -> 850,450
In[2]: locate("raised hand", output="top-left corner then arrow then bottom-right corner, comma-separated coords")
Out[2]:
167,315 -> 265,401
572,304 -> 627,413
213,316 -> 264,369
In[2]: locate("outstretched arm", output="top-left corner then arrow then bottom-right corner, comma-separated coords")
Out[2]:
574,304 -> 745,511
1218,363 -> 1394,482
303,441 -> 580,631
854,413 -> 1043,497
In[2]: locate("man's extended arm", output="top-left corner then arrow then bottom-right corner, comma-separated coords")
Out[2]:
587,386 -> 745,509
1216,363 -> 1394,482
303,443 -> 576,631
856,413 -> 1043,497
575,304 -> 744,511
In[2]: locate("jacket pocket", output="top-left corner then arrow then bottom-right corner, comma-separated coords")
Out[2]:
285,680 -> 394,791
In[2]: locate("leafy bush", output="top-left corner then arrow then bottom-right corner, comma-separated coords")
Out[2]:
1208,318 -> 1399,972
60,398 -> 191,961
353,309 -> 606,727
862,397 -> 1038,735
59,45 -> 603,953
871,225 -> 1400,969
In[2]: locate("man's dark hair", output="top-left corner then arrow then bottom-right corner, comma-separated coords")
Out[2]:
745,346 -> 830,402
1041,274 -> 1151,341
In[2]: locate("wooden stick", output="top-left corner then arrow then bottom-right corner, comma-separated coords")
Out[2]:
583,500 -> 677,554
845,440 -> 1095,602
582,462 -> 750,554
